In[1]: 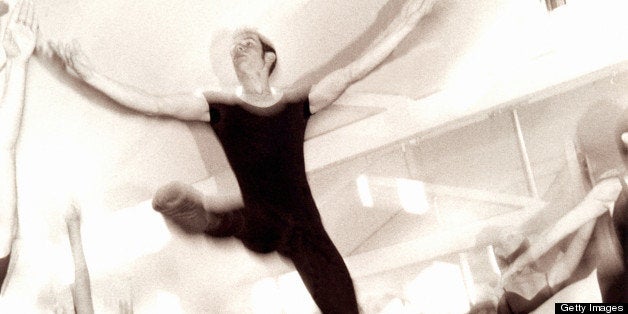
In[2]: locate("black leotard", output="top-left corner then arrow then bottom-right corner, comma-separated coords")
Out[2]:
208,95 -> 321,252
207,94 -> 359,313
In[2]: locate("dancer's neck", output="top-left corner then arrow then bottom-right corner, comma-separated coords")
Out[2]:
236,86 -> 282,108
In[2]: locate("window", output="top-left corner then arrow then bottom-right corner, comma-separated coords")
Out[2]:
544,0 -> 567,11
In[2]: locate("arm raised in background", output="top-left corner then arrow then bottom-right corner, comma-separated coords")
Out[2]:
304,0 -> 436,114
53,41 -> 215,122
0,0 -> 37,284
66,204 -> 94,314
502,177 -> 622,280
0,0 -> 37,150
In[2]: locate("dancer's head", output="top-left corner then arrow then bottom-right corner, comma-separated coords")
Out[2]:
577,101 -> 628,185
230,28 -> 276,87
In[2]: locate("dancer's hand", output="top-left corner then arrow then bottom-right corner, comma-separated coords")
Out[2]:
3,0 -> 38,63
54,40 -> 95,81
65,202 -> 82,228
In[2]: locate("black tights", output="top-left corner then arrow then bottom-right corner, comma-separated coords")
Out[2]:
152,182 -> 359,313
206,209 -> 359,314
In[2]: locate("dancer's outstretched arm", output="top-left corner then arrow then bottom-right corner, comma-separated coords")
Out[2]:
0,0 -> 37,289
52,41 -> 213,122
305,0 -> 436,114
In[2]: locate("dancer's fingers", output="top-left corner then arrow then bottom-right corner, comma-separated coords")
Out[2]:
6,0 -> 19,27
56,42 -> 65,61
63,43 -> 71,60
62,45 -> 69,61
66,44 -> 76,70
17,0 -> 28,24
31,14 -> 38,33
49,41 -> 60,57
61,44 -> 72,68
69,41 -> 80,61
70,43 -> 82,69
71,39 -> 82,56
25,0 -> 34,28
14,1 -> 21,22
4,32 -> 12,45
65,43 -> 73,62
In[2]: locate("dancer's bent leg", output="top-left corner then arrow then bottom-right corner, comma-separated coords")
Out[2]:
278,225 -> 358,314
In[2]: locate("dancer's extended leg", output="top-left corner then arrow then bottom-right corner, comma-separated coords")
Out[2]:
279,226 -> 358,314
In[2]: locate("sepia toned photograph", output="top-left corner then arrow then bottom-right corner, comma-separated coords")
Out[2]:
0,0 -> 626,312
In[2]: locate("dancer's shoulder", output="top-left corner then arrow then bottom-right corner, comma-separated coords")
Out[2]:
281,86 -> 310,105
201,89 -> 240,106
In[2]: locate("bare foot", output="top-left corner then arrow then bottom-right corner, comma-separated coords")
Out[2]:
152,182 -> 211,233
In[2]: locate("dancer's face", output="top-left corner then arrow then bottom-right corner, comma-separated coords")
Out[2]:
231,32 -> 266,78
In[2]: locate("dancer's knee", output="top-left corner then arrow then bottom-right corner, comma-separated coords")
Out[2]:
238,224 -> 281,254
278,224 -> 331,256
241,236 -> 278,254
204,211 -> 240,238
